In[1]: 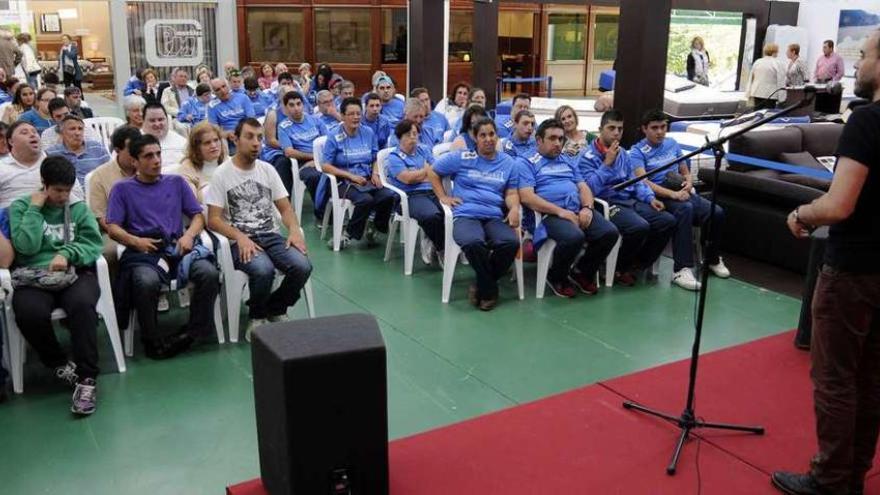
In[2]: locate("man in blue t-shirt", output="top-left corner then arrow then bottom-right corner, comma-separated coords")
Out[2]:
274,91 -> 326,204
629,109 -> 730,291
376,75 -> 404,124
518,119 -> 619,298
208,77 -> 256,153
315,90 -> 342,133
578,109 -> 676,287
495,93 -> 531,139
177,83 -> 212,126
362,92 -> 392,149
501,110 -> 538,159
244,76 -> 273,118
386,98 -> 438,150
411,87 -> 450,139
105,133 -> 220,360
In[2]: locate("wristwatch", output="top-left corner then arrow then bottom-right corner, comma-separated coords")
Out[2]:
793,207 -> 816,233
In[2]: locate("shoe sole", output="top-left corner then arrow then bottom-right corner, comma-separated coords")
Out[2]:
569,277 -> 598,295
770,475 -> 801,495
546,280 -> 575,298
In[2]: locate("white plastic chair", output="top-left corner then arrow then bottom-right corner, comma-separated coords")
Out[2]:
595,198 -> 622,287
438,178 -> 524,303
212,228 -> 316,343
433,142 -> 453,159
84,117 -> 125,152
0,257 -> 126,394
377,148 -> 422,275
288,158 -> 307,225
534,212 -> 559,299
442,129 -> 454,143
312,136 -> 355,251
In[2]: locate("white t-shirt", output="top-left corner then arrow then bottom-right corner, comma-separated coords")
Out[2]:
0,153 -> 85,208
205,158 -> 288,236
158,130 -> 188,168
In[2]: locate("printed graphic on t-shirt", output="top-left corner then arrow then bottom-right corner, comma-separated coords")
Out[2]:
43,222 -> 75,241
226,180 -> 275,235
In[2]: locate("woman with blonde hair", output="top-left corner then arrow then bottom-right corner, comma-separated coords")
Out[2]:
747,43 -> 786,110
554,105 -> 590,157
686,36 -> 711,85
785,43 -> 810,87
179,121 -> 227,202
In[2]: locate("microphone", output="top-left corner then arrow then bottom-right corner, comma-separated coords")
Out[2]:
792,82 -> 843,95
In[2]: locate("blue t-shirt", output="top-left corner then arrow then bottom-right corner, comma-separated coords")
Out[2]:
517,152 -> 584,213
318,113 -> 341,134
362,114 -> 392,149
424,110 -> 450,137
0,207 -> 9,238
279,114 -> 327,155
247,92 -> 273,118
387,126 -> 439,150
207,92 -> 256,132
432,150 -> 517,219
501,135 -> 538,159
322,126 -> 378,179
260,109 -> 287,163
629,137 -> 688,184
578,140 -> 654,205
385,146 -> 435,194
177,97 -> 208,124
19,109 -> 54,134
494,115 -> 517,139
0,89 -> 11,105
381,98 -> 405,123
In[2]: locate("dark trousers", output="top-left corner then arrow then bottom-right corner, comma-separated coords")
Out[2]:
542,214 -> 620,283
271,156 -> 321,203
809,267 -> 880,494
342,183 -> 397,240
130,259 -> 220,341
12,272 -> 100,380
407,192 -> 445,250
453,217 -> 518,300
63,73 -> 82,92
753,97 -> 777,110
232,232 -> 313,320
662,193 -> 724,271
609,201 -> 676,272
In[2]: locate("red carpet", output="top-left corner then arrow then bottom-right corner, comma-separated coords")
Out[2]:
230,331 -> 880,494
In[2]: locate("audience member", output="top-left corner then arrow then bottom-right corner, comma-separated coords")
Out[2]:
105,133 -> 219,359
375,76 -> 404,123
518,118 -> 619,297
206,118 -> 312,339
272,91 -> 325,200
8,156 -> 103,415
161,68 -> 192,119
411,87 -> 450,137
0,201 -> 12,403
208,77 -> 255,154
19,87 -> 55,134
0,30 -> 21,78
579,110 -> 675,286
41,97 -> 100,149
429,117 -> 520,311
440,82 -> 470,127
123,94 -> 146,128
228,69 -> 244,94
141,68 -> 167,104
316,89 -> 341,132
46,115 -> 110,186
0,121 -> 8,159
495,93 -> 531,139
258,63 -> 274,90
387,98 -> 438,149
321,97 -> 396,248
556,105 -> 589,158
140,102 -> 186,167
500,110 -> 537,159
362,92 -> 391,149
63,86 -> 92,119
451,104 -> 488,151
122,69 -> 145,96
177,83 -> 212,126
179,122 -> 227,202
1,83 -> 34,124
243,76 -> 271,118
468,87 -> 487,108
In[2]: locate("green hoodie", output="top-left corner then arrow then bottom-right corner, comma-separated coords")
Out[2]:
9,197 -> 102,269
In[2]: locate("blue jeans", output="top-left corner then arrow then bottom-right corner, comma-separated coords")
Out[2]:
407,192 -> 445,250
662,194 -> 724,271
341,183 -> 397,240
608,201 -> 676,273
453,217 -> 518,300
232,232 -> 313,320
542,213 -> 620,284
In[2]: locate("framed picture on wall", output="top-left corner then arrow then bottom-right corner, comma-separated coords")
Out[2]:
40,13 -> 62,34
329,22 -> 358,51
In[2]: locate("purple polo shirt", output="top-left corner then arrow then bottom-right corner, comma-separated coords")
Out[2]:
105,174 -> 202,241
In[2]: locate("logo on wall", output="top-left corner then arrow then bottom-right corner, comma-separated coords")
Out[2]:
144,19 -> 204,67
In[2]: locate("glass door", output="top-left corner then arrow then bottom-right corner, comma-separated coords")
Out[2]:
499,10 -> 536,97
586,7 -> 618,94
544,8 -> 587,95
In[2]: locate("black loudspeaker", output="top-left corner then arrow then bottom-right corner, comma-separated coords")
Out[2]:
251,313 -> 389,495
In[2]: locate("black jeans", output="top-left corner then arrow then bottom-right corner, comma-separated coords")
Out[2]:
130,258 -> 220,341
12,271 -> 101,380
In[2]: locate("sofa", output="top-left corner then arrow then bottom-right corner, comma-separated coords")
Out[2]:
697,123 -> 842,273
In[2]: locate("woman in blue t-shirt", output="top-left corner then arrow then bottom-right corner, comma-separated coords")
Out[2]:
321,97 -> 397,248
429,117 -> 521,311
386,119 -> 445,265
450,104 -> 488,151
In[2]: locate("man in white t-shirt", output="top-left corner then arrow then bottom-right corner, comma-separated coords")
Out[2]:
0,121 -> 83,208
141,101 -> 187,168
206,117 -> 312,340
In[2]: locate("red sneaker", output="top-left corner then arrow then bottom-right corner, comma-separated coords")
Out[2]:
614,271 -> 637,287
521,239 -> 537,262
569,273 -> 599,295
546,279 -> 578,298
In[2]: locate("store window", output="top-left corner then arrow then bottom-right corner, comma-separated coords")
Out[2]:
246,8 -> 303,63
667,10 -> 744,90
381,9 -> 407,64
593,14 -> 618,62
315,8 -> 371,64
448,10 -> 473,63
547,13 -> 585,61
126,1 -> 218,80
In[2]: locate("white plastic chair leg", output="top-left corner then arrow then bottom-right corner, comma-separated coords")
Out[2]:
384,218 -> 399,262
225,272 -> 247,343
96,257 -> 126,372
441,244 -> 461,303
320,207 -> 331,240
213,296 -> 225,344
604,237 -> 621,287
515,256 -> 525,300
403,220 -> 420,276
5,311 -> 24,394
303,280 -> 316,318
331,202 -> 345,252
535,240 -> 556,299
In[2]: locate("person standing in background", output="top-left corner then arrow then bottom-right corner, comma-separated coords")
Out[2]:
686,36 -> 711,86
814,40 -> 845,83
58,34 -> 82,92
786,43 -> 811,87
0,31 -> 21,79
15,33 -> 40,89
748,43 -> 786,110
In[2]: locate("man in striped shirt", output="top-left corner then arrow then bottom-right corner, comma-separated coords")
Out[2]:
45,115 -> 110,187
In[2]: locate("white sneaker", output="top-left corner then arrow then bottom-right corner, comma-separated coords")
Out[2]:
420,235 -> 435,265
177,287 -> 191,308
709,258 -> 731,279
364,221 -> 377,246
672,268 -> 701,291
268,314 -> 289,323
245,318 -> 268,343
327,233 -> 351,250
158,293 -> 170,312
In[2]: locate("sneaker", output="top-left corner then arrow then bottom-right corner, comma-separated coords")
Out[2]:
546,279 -> 578,298
144,332 -> 194,360
770,471 -> 833,495
158,293 -> 170,312
569,273 -> 599,295
245,318 -> 268,343
177,287 -> 191,308
420,235 -> 435,266
268,314 -> 289,323
467,285 -> 480,307
521,239 -> 537,263
614,271 -> 637,287
365,222 -> 377,246
709,258 -> 731,279
672,267 -> 701,291
478,298 -> 498,311
54,361 -> 79,387
71,378 -> 97,416
327,233 -> 352,250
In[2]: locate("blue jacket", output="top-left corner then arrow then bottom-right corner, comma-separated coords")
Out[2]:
578,140 -> 655,205
123,76 -> 145,97
177,97 -> 209,125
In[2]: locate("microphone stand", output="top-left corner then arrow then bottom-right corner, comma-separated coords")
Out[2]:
613,92 -> 816,475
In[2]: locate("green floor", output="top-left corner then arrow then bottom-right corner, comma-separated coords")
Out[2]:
0,226 -> 802,494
